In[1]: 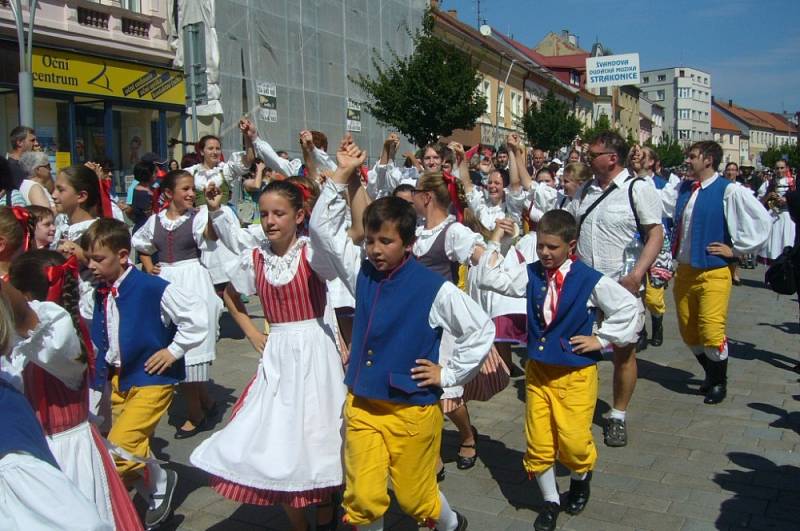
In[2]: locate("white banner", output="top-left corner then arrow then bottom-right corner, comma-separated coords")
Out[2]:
585,53 -> 640,89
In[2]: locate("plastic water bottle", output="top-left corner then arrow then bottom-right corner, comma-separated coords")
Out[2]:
621,232 -> 643,277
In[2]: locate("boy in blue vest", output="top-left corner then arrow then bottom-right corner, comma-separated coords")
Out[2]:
309,140 -> 495,531
476,209 -> 639,531
662,141 -> 770,404
81,218 -> 208,529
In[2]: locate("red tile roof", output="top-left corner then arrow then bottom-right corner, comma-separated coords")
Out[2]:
711,108 -> 741,133
715,101 -> 774,129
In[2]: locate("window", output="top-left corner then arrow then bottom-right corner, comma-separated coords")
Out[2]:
679,69 -> 685,77
678,109 -> 690,119
479,80 -> 491,114
678,87 -> 690,98
649,90 -> 665,101
690,74 -> 695,80
570,71 -> 580,86
643,76 -> 650,83
511,92 -> 523,120
704,77 -> 708,84
657,74 -> 666,81
679,129 -> 691,139
498,87 -> 505,118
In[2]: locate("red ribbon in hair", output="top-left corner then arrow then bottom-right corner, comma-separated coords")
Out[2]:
442,171 -> 464,222
97,177 -> 114,219
11,206 -> 31,252
291,181 -> 311,203
45,256 -> 96,378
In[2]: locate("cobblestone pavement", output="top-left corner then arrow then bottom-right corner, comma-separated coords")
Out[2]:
154,266 -> 800,530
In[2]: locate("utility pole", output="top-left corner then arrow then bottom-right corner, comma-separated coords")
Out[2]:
10,0 -> 39,127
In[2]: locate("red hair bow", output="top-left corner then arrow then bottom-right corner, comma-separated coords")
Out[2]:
291,182 -> 311,203
11,206 -> 31,252
97,177 -> 114,219
442,171 -> 464,222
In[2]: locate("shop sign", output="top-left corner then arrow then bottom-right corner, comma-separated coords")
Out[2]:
346,100 -> 362,132
32,47 -> 185,106
257,81 -> 278,122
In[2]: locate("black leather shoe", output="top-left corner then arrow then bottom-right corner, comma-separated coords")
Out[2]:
533,502 -> 559,531
436,464 -> 446,482
695,354 -> 711,393
564,471 -> 592,515
174,416 -> 209,439
703,359 -> 728,405
636,328 -> 648,352
650,315 -> 663,347
456,426 -> 478,470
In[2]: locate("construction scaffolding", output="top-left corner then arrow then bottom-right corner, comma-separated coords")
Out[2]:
211,0 -> 427,161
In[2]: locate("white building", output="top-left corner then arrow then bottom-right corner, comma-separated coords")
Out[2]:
640,67 -> 712,145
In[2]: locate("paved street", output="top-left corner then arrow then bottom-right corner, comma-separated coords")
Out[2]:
155,266 -> 800,531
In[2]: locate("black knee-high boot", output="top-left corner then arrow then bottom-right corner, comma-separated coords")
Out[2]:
703,359 -> 727,404
695,353 -> 711,393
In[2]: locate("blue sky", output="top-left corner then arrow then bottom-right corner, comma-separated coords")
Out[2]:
438,0 -> 800,113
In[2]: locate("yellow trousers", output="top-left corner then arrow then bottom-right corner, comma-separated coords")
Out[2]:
108,374 -> 174,485
343,393 -> 442,526
673,264 -> 732,349
644,275 -> 666,316
523,361 -> 598,475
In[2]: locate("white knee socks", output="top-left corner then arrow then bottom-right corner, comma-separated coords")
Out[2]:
535,466 -> 560,504
135,462 -> 169,509
436,491 -> 458,531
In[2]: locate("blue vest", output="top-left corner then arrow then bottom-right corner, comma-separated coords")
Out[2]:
652,175 -> 667,190
346,256 -> 446,405
673,177 -> 733,269
526,260 -> 603,367
91,267 -> 184,391
0,380 -> 59,468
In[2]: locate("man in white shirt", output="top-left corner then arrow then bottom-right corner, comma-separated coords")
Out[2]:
567,131 -> 664,447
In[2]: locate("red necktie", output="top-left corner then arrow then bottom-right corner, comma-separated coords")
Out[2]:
98,286 -> 118,299
546,268 -> 564,319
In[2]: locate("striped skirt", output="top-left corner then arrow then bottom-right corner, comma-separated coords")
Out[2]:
442,345 -> 510,413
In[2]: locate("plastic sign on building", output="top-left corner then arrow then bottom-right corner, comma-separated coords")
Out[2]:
585,53 -> 640,89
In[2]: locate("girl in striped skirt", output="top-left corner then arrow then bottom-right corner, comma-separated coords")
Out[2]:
191,179 -> 346,531
132,169 -> 223,439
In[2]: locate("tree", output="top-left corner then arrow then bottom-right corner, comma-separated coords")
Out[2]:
350,10 -> 486,147
761,143 -> 800,170
582,114 -> 612,143
651,135 -> 685,168
519,90 -> 582,153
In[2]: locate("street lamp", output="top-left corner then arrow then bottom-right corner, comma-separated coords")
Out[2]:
494,58 -> 516,148
9,0 -> 39,127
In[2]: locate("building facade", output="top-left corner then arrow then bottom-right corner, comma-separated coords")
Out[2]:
711,108 -> 743,166
0,0 -> 184,181
713,98 -> 788,167
640,67 -> 712,145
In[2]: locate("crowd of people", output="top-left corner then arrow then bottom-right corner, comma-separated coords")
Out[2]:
0,117 -> 792,531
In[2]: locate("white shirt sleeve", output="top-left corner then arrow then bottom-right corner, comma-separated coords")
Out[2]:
533,185 -> 559,214
160,285 -> 208,360
312,147 -> 337,173
725,183 -> 773,255
0,453 -> 112,531
631,179 -> 663,226
589,276 -> 640,348
191,207 -> 211,249
660,178 -> 681,219
308,180 -> 365,297
131,215 -> 157,255
14,301 -> 84,390
430,282 -> 495,388
444,222 -> 485,265
210,208 -> 261,253
253,137 -> 301,177
220,152 -> 250,184
474,244 -> 528,297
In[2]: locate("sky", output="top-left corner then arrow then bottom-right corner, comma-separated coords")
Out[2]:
438,0 -> 800,113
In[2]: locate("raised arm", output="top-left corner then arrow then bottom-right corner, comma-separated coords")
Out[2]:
449,141 -> 473,195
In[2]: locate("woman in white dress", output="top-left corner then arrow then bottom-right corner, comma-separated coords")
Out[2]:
759,161 -> 796,263
18,151 -> 55,210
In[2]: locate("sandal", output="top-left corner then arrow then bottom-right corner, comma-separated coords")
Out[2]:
456,426 -> 478,470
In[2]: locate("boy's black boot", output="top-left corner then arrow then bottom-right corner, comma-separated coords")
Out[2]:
564,471 -> 592,515
695,353 -> 711,393
650,315 -> 664,346
636,327 -> 648,352
533,502 -> 559,531
704,359 -> 728,405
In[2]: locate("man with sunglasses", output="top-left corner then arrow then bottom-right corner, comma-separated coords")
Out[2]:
566,131 -> 664,447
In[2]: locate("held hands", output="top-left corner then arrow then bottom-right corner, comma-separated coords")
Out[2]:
145,263 -> 161,275
84,161 -> 104,180
205,182 -> 223,211
299,130 -> 315,153
144,348 -> 178,375
58,240 -> 86,264
706,242 -> 734,259
448,141 -> 465,162
491,218 -> 516,242
569,335 -> 602,354
411,359 -> 442,387
239,118 -> 258,141
383,133 -> 400,156
506,133 -> 523,154
255,160 -> 267,175
335,135 -> 367,173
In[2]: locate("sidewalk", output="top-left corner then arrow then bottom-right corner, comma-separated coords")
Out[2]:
158,267 -> 800,530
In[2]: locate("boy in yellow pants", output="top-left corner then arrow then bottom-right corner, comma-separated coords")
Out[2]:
310,139 -> 495,530
84,219 -> 207,529
477,210 -> 639,531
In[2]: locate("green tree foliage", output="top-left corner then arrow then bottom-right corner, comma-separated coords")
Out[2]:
520,90 -> 583,153
651,135 -> 685,168
582,114 -> 612,143
761,143 -> 800,170
350,11 -> 486,147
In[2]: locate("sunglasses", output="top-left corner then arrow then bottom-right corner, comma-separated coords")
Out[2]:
586,151 -> 615,160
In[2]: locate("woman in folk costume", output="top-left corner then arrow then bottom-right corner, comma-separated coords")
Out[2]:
182,133 -> 249,287
7,251 -> 142,530
191,179 -> 346,531
759,161 -> 796,263
132,169 -> 223,439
